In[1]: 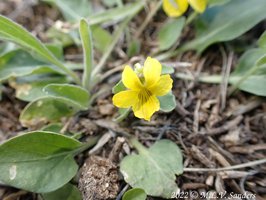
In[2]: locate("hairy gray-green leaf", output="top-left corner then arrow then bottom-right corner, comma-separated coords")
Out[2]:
42,123 -> 63,133
122,188 -> 147,200
87,1 -> 144,25
0,131 -> 82,193
162,65 -> 174,74
0,15 -> 79,83
120,139 -> 183,198
181,0 -> 266,53
91,25 -> 112,53
112,80 -> 126,94
11,76 -> 68,102
158,17 -> 185,51
44,84 -> 90,108
79,19 -> 93,90
258,31 -> 266,49
127,40 -> 140,57
42,0 -> 92,21
158,92 -> 176,112
0,49 -> 63,82
42,183 -> 82,200
20,84 -> 90,127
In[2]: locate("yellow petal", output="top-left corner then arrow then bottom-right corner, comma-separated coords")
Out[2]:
112,90 -> 138,108
133,94 -> 160,121
122,65 -> 143,91
163,0 -> 189,17
143,57 -> 162,87
149,75 -> 173,96
188,0 -> 207,13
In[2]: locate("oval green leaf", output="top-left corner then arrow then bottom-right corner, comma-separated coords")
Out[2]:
158,17 -> 185,51
43,84 -> 90,108
0,131 -> 82,193
158,92 -> 176,112
122,188 -> 147,200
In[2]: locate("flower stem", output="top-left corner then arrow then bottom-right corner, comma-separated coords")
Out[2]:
129,137 -> 149,155
114,108 -> 131,123
185,11 -> 198,26
90,16 -> 132,87
73,136 -> 100,156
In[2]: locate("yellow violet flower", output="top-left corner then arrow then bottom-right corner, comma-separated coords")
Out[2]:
113,57 -> 173,121
163,0 -> 207,17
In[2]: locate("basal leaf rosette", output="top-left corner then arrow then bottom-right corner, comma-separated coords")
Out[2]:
112,57 -> 176,121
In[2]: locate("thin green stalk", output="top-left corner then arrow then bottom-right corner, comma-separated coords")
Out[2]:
176,73 -> 223,83
79,19 -> 93,90
129,137 -> 149,155
73,136 -> 99,156
114,108 -> 131,123
90,16 -> 132,86
185,11 -> 198,26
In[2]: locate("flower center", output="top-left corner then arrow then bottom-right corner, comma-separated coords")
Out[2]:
138,88 -> 152,105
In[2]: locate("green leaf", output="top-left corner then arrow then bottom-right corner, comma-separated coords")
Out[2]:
120,139 -> 183,198
158,17 -> 185,51
87,1 -> 144,26
181,0 -> 266,53
122,188 -> 147,200
46,27 -> 76,47
79,19 -> 93,90
158,92 -> 176,112
44,84 -> 90,108
208,0 -> 231,7
162,65 -> 174,74
42,0 -> 92,21
127,40 -> 140,57
42,183 -> 82,200
102,0 -> 118,7
232,48 -> 266,75
230,75 -> 266,96
20,84 -> 90,127
0,131 -> 83,193
42,123 -> 63,132
112,80 -> 126,94
0,42 -> 16,56
258,31 -> 266,49
114,108 -> 131,123
0,49 -> 63,82
230,47 -> 266,96
0,15 -> 79,83
91,25 -> 112,53
10,75 -> 68,102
